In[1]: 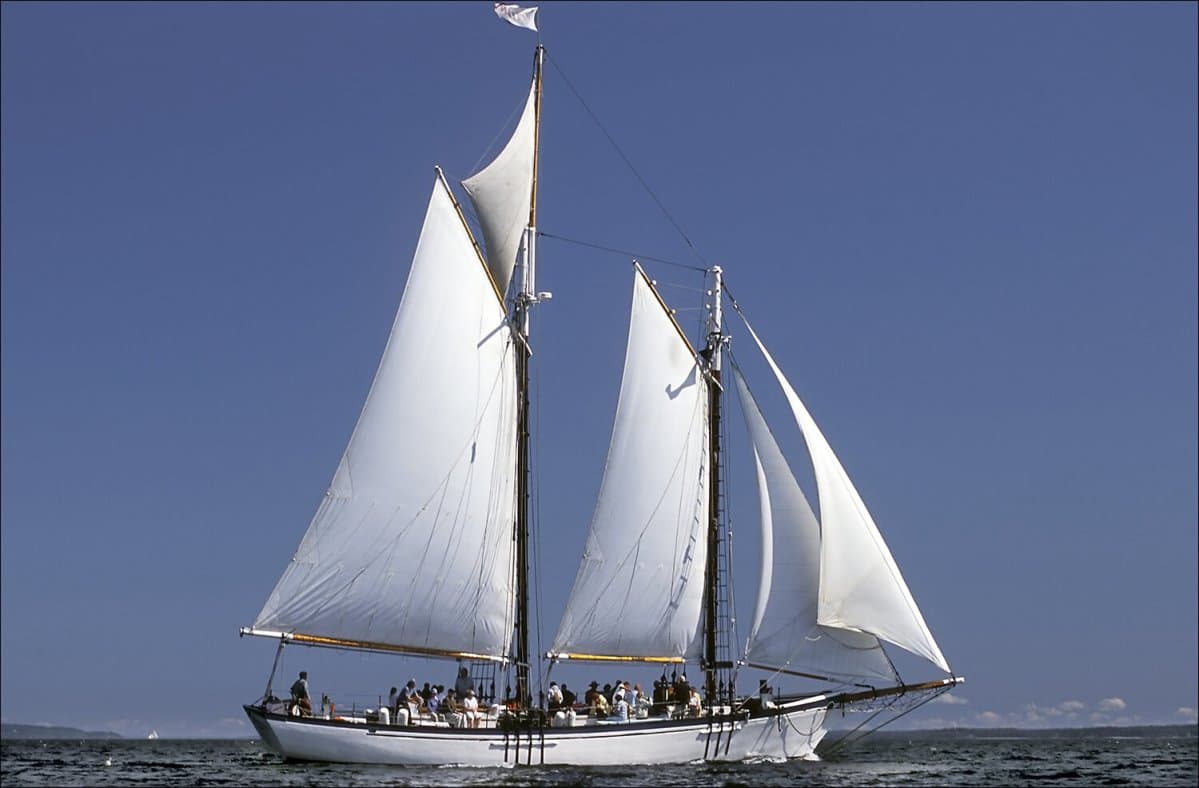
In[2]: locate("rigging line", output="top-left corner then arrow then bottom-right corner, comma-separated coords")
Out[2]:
467,94 -> 526,177
531,353 -> 547,704
537,231 -> 706,272
819,692 -> 902,756
544,52 -> 710,268
822,685 -> 949,757
658,284 -> 708,295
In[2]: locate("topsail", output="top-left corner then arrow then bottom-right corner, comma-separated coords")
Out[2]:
462,83 -> 538,296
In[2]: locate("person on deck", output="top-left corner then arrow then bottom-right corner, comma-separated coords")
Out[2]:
560,683 -> 577,709
547,681 -> 563,711
387,686 -> 399,714
652,679 -> 670,714
674,674 -> 691,709
613,693 -> 630,722
444,689 -> 462,727
584,681 -> 601,708
454,666 -> 473,698
427,685 -> 445,716
635,684 -> 650,718
290,671 -> 312,716
400,679 -> 419,711
462,688 -> 481,728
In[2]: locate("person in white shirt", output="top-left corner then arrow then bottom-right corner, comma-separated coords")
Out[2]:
462,688 -> 481,728
613,694 -> 630,722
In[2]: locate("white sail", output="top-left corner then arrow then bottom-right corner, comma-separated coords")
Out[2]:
462,82 -> 537,296
253,176 -> 519,659
733,366 -> 897,682
738,317 -> 951,673
550,269 -> 709,661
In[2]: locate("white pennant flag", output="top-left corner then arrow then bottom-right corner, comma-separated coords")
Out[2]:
494,3 -> 539,33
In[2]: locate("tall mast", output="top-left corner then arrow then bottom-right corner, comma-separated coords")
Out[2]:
513,43 -> 544,711
702,265 -> 731,707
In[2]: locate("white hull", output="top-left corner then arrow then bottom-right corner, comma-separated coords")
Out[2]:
246,704 -> 828,766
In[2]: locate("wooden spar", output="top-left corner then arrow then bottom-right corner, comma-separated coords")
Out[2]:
702,266 -> 729,707
828,677 -> 964,706
513,43 -> 544,712
546,652 -> 687,664
239,627 -> 508,663
435,167 -> 506,308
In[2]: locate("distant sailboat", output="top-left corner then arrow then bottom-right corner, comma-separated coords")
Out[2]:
239,5 -> 961,766
146,730 -> 159,740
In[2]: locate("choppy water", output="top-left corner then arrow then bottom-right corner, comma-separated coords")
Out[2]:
3,727 -> 1196,786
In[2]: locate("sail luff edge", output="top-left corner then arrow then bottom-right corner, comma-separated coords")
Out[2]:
634,262 -> 699,359
435,166 -> 508,309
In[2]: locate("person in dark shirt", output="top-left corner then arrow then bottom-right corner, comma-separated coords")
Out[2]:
673,674 -> 691,713
289,671 -> 312,716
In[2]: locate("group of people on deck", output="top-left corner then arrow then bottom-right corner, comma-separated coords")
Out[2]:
387,666 -> 481,728
548,671 -> 702,721
291,667 -> 705,726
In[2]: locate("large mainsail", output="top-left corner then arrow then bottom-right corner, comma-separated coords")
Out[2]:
737,317 -> 951,673
550,269 -> 710,662
732,365 -> 897,682
252,175 -> 519,660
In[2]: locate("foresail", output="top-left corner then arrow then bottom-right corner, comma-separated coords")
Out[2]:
732,366 -> 897,682
738,317 -> 951,674
462,81 -> 537,296
253,176 -> 519,660
550,269 -> 709,662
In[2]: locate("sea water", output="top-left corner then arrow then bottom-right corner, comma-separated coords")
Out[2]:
2,727 -> 1195,786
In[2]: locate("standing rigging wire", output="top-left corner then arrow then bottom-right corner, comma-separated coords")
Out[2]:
544,52 -> 711,270
537,231 -> 705,273
466,91 -> 528,180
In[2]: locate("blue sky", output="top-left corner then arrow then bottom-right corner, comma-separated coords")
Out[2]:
2,2 -> 1195,739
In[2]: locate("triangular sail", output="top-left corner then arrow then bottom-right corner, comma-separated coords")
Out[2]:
550,269 -> 709,662
738,315 -> 951,673
462,82 -> 537,296
253,176 -> 519,660
732,365 -> 897,682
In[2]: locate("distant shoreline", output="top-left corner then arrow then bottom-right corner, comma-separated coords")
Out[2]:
826,723 -> 1198,741
2,723 -> 123,740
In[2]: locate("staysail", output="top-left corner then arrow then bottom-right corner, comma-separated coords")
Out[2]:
737,316 -> 951,674
252,174 -> 519,660
550,268 -> 709,662
732,365 -> 897,682
462,82 -> 538,296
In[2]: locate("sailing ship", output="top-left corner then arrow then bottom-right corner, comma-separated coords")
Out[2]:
240,10 -> 961,767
